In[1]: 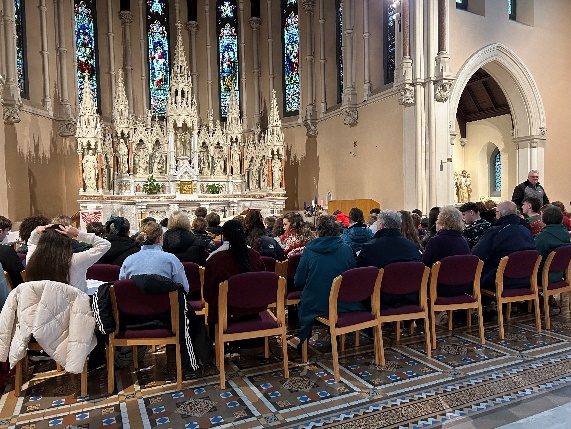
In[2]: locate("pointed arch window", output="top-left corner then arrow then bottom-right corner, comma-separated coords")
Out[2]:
490,147 -> 502,197
217,0 -> 240,119
15,0 -> 28,98
383,0 -> 395,85
75,0 -> 100,108
281,0 -> 300,115
336,0 -> 343,104
147,0 -> 170,116
508,0 -> 516,20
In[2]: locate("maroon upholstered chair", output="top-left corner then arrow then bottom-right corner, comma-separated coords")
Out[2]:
182,262 -> 207,321
86,264 -> 121,283
301,267 -> 382,381
538,245 -> 571,329
17,253 -> 25,262
429,255 -> 485,349
378,261 -> 431,362
260,256 -> 277,272
217,271 -> 288,389
481,250 -> 542,339
107,280 -> 181,394
286,253 -> 302,305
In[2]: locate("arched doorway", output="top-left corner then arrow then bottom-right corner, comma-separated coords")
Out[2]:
449,44 -> 547,203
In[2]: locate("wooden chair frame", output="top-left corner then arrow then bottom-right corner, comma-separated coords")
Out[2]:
429,259 -> 485,349
539,250 -> 571,330
107,286 -> 182,394
4,271 -> 13,290
481,254 -> 542,339
378,265 -> 431,364
188,265 -> 207,319
301,270 -> 383,382
216,276 -> 289,389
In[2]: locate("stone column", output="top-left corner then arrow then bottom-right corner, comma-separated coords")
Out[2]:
302,0 -> 317,136
341,0 -> 357,125
434,0 -> 453,103
138,0 -> 149,111
266,0 -> 275,92
120,10 -> 135,117
318,0 -> 326,115
205,0 -> 214,115
238,0 -> 248,129
56,0 -> 74,135
106,0 -> 116,108
185,21 -> 199,111
39,0 -> 52,113
363,0 -> 371,100
513,136 -> 546,184
250,16 -> 262,127
2,0 -> 22,124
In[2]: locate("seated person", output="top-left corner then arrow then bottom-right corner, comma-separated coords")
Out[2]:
86,221 -> 106,237
244,209 -> 285,261
52,214 -> 92,253
534,205 -> 571,284
341,207 -> 374,251
460,202 -> 491,249
400,210 -> 422,250
205,212 -> 223,240
280,212 -> 315,257
16,215 -> 50,254
163,211 -> 206,265
98,217 -> 140,266
420,207 -> 440,249
191,216 -> 217,256
522,196 -> 545,235
0,215 -> 25,287
422,205 -> 470,267
295,215 -> 365,345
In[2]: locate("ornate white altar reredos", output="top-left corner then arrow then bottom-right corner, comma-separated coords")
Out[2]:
76,25 -> 286,229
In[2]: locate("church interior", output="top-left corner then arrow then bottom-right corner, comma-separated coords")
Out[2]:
2,0 -> 571,428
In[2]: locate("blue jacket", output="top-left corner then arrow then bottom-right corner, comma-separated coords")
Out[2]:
357,228 -> 421,268
341,222 -> 374,251
472,214 -> 535,290
295,235 -> 364,342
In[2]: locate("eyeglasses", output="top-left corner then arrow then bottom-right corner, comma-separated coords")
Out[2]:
529,176 -> 539,179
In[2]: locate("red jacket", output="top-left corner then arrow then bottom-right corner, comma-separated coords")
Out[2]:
335,213 -> 350,227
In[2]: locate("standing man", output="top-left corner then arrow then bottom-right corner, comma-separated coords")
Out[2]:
512,170 -> 549,210
459,202 -> 491,249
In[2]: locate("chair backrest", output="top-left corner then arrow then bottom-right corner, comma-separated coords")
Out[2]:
380,261 -> 428,295
337,267 -> 381,302
547,245 -> 571,274
502,250 -> 541,279
287,253 -> 302,280
3,271 -> 13,290
182,262 -> 204,293
434,255 -> 481,285
112,279 -> 172,315
225,272 -> 280,310
213,240 -> 222,249
17,253 -> 25,262
260,256 -> 276,272
86,264 -> 121,283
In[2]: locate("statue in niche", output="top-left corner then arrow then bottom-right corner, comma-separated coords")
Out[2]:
455,170 -> 471,203
199,145 -> 209,175
176,131 -> 191,158
213,146 -> 225,176
134,145 -> 149,175
272,154 -> 282,190
248,158 -> 256,190
232,151 -> 241,176
82,149 -> 98,191
260,157 -> 267,189
117,139 -> 129,174
153,151 -> 166,175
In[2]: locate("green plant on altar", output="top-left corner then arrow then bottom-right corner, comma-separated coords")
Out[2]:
142,175 -> 162,194
205,183 -> 224,194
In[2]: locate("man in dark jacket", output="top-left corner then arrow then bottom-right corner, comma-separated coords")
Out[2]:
357,210 -> 421,308
472,200 -> 535,291
534,205 -> 571,284
512,170 -> 549,210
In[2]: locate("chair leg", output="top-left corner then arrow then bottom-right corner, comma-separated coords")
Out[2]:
544,292 -> 551,330
355,331 -> 359,347
506,302 -> 512,320
477,304 -> 486,345
214,327 -> 220,367
395,321 -> 400,343
15,359 -> 23,396
302,339 -> 308,363
340,334 -> 345,352
281,332 -> 289,379
467,309 -> 472,327
133,346 -> 139,369
534,296 -> 542,333
409,322 -> 415,335
264,337 -> 269,359
379,323 -> 386,366
448,310 -> 453,331
80,361 -> 87,397
430,310 -> 437,350
331,333 -> 340,382
107,345 -> 115,395
175,343 -> 183,391
424,315 -> 431,358
497,300 -> 505,340
219,338 -> 226,390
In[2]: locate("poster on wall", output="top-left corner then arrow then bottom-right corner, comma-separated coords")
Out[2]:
80,210 -> 102,231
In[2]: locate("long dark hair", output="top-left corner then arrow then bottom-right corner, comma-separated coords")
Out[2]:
26,225 -> 72,283
244,210 -> 265,251
222,220 -> 251,272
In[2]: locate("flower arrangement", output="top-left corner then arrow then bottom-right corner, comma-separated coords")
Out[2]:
142,175 -> 162,194
205,183 -> 224,194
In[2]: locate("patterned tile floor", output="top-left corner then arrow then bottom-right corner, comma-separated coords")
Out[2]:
2,303 -> 571,428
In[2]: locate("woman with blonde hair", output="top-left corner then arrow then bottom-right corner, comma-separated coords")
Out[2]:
422,205 -> 469,267
163,211 -> 206,264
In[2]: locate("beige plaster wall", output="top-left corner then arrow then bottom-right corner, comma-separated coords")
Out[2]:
449,0 -> 571,207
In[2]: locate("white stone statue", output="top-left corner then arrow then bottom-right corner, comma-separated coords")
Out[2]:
199,145 -> 209,175
134,146 -> 149,175
83,149 -> 98,191
272,154 -> 282,190
213,146 -> 225,176
117,139 -> 129,174
248,158 -> 256,190
232,151 -> 241,176
260,158 -> 267,189
153,151 -> 166,175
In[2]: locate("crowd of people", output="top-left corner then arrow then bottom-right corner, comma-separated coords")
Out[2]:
0,169 -> 569,369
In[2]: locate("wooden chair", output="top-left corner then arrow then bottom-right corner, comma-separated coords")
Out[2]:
301,267 -> 382,381
481,250 -> 542,339
107,280 -> 182,394
3,271 -> 13,290
286,253 -> 302,305
216,272 -> 288,389
538,245 -> 571,330
86,264 -> 121,283
378,262 -> 431,364
429,255 -> 485,349
182,262 -> 207,320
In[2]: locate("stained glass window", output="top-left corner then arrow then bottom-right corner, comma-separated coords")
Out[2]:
508,0 -> 516,20
147,0 -> 170,116
217,0 -> 239,119
456,0 -> 468,10
281,0 -> 300,114
336,0 -> 343,104
15,0 -> 28,98
490,148 -> 501,196
384,0 -> 395,85
75,0 -> 99,108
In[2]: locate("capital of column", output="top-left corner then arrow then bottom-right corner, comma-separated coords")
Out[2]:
302,0 -> 316,12
185,20 -> 199,32
459,138 -> 467,147
119,10 -> 133,24
249,17 -> 262,30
